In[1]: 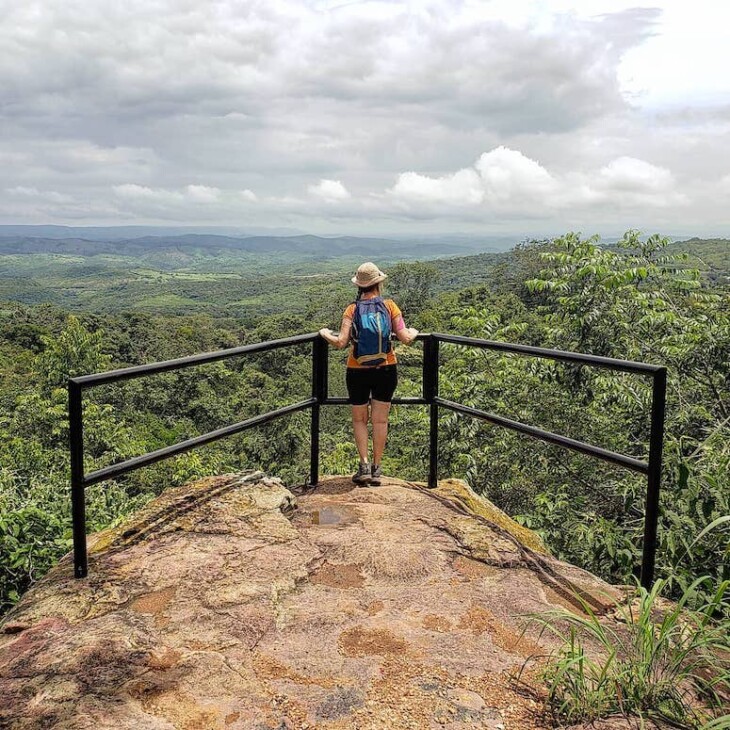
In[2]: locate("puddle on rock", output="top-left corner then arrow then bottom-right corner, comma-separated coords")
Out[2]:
313,507 -> 348,525
293,505 -> 358,527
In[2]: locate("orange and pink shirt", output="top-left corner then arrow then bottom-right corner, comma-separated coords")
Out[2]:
342,298 -> 403,369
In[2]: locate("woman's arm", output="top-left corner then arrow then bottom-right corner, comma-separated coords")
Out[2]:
393,314 -> 418,344
395,326 -> 419,344
319,317 -> 352,349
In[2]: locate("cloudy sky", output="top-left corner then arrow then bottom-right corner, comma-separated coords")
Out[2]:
1,0 -> 728,236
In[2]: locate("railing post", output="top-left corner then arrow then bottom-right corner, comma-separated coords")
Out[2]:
423,335 -> 439,488
310,336 -> 328,486
68,380 -> 88,579
640,367 -> 666,590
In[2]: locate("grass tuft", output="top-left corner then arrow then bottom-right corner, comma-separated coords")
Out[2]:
525,576 -> 730,728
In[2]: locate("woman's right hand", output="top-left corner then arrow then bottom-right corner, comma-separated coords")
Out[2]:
395,326 -> 419,344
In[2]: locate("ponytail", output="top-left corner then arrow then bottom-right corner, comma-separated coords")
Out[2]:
356,283 -> 381,301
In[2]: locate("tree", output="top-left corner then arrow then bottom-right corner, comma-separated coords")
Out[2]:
387,261 -> 440,315
37,316 -> 111,389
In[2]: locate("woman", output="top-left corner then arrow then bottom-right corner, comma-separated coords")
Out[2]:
319,262 -> 419,485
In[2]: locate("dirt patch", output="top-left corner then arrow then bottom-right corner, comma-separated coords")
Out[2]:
458,605 -> 542,657
304,477 -> 358,495
252,653 -> 338,689
310,562 -> 364,589
366,600 -> 385,615
147,647 -> 182,670
130,586 -> 176,615
467,671 -> 548,729
422,614 -> 453,632
349,655 -> 548,730
338,626 -> 409,657
139,688 -> 222,730
458,604 -> 498,634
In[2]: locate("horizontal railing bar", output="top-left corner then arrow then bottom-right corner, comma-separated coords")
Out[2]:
71,333 -> 320,387
83,398 -> 316,485
435,397 -> 649,474
324,396 -> 428,405
434,334 -> 662,375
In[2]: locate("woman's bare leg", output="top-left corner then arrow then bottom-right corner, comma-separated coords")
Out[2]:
370,399 -> 391,465
351,404 -> 370,462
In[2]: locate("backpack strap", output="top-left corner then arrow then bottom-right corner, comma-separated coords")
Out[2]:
350,300 -> 360,343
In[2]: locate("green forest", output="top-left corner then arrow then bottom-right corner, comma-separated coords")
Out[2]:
0,234 -> 727,621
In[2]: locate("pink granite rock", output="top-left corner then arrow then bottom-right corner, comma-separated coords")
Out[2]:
0,472 -> 627,729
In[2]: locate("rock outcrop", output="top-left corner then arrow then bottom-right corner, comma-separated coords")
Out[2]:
0,472 -> 625,729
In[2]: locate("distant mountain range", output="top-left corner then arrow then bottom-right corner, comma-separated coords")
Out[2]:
0,230 -> 514,259
0,225 -> 306,240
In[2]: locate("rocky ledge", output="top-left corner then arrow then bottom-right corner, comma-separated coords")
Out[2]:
1,472 -> 628,730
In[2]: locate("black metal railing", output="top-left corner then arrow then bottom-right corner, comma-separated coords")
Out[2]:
68,332 -> 666,588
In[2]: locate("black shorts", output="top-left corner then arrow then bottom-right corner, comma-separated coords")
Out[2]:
346,365 -> 398,405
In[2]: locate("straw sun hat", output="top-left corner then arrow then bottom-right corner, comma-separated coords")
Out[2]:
351,261 -> 387,287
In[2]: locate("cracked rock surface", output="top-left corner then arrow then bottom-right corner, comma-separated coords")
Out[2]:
1,472 -> 625,729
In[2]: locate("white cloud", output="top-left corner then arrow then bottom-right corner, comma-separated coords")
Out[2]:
113,183 -> 223,205
390,147 -> 561,210
6,185 -> 73,203
390,169 -> 484,206
390,146 -> 562,210
113,184 -> 184,203
240,189 -> 258,202
475,147 -> 559,203
595,157 -> 675,194
387,147 -> 684,214
308,179 -> 351,203
185,184 -> 220,202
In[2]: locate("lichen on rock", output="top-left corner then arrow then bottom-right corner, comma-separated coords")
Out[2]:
425,477 -> 549,554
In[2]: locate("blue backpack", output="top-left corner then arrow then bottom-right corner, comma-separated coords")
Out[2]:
351,296 -> 392,366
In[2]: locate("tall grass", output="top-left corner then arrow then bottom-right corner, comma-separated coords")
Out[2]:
527,517 -> 730,729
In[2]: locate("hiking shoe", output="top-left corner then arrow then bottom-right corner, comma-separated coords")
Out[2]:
370,464 -> 383,486
352,462 -> 372,485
